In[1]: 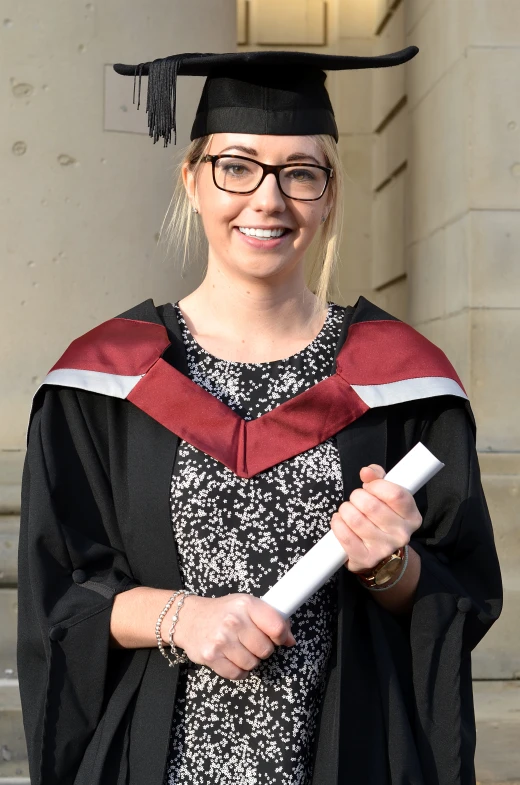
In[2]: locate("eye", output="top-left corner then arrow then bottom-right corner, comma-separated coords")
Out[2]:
223,164 -> 248,175
286,167 -> 318,181
216,158 -> 256,178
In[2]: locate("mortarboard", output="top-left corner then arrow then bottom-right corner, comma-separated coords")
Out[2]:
113,47 -> 419,148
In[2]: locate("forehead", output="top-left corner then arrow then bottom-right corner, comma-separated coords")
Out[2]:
209,133 -> 324,162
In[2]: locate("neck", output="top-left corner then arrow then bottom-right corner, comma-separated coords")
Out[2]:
180,258 -> 325,351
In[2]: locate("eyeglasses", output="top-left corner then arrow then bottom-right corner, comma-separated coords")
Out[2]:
200,154 -> 333,201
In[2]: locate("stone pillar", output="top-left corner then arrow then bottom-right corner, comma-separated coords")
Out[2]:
368,0 -> 410,319
332,0 -> 413,321
404,0 -> 520,678
328,0 -> 379,308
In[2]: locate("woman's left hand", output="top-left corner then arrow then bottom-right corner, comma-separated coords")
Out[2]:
330,464 -> 423,574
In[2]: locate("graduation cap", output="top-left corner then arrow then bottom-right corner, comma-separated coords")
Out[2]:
113,47 -> 419,148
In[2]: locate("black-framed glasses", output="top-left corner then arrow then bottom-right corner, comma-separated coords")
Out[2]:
200,154 -> 333,201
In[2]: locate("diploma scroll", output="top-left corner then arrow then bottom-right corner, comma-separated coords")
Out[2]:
261,442 -> 444,619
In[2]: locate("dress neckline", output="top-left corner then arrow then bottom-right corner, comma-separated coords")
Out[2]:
171,301 -> 337,367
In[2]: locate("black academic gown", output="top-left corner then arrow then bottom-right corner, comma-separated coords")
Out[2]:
17,297 -> 503,785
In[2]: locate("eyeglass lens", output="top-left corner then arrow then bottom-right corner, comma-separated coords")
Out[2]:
214,157 -> 328,199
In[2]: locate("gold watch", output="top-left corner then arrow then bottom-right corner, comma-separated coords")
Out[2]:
355,547 -> 406,588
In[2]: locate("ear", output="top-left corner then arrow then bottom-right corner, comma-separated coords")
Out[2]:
324,188 -> 333,220
323,200 -> 332,223
182,161 -> 197,210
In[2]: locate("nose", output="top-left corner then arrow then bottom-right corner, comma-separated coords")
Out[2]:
248,172 -> 286,213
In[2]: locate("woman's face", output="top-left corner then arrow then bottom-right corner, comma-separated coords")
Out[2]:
183,133 -> 332,285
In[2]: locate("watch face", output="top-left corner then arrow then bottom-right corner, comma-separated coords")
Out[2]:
375,555 -> 403,586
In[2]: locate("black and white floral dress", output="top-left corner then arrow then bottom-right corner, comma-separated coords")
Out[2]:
163,302 -> 348,785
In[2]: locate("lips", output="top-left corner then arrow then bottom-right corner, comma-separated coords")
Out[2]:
233,226 -> 292,247
237,227 -> 291,237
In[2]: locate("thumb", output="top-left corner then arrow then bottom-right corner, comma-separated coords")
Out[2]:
359,464 -> 386,483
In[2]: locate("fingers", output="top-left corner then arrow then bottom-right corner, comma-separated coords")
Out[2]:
331,511 -> 391,567
194,594 -> 295,681
223,639 -> 261,673
331,510 -> 371,557
345,479 -> 420,528
206,652 -> 250,681
331,462 -> 422,576
198,631 -> 260,679
248,597 -> 295,647
331,479 -> 422,573
240,623 -> 296,658
345,490 -> 410,541
359,464 -> 421,525
359,479 -> 422,524
239,627 -> 276,660
221,607 -> 295,679
335,493 -> 411,550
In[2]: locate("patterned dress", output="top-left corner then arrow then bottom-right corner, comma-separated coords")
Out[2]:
163,302 -> 347,785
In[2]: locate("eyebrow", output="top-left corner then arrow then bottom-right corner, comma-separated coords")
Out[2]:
217,145 -> 323,165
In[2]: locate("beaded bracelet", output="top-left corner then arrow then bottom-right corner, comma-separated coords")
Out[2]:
155,591 -> 184,667
168,591 -> 196,665
364,545 -> 409,592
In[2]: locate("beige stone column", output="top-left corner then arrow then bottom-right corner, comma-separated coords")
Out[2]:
332,0 -> 414,321
404,0 -> 520,678
327,0 -> 379,307
368,0 -> 410,319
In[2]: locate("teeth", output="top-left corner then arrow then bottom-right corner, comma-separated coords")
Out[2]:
238,227 -> 286,238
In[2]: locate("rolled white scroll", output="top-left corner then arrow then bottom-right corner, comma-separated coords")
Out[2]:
261,441 -> 444,619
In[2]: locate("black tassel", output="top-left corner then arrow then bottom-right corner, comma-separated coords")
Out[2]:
131,55 -> 184,148
133,63 -> 144,110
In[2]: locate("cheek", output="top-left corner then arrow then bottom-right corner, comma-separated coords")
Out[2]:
200,190 -> 240,231
296,208 -> 324,240
293,203 -> 322,229
196,171 -> 227,218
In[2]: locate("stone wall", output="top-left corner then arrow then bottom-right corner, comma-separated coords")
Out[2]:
0,1 -> 236,777
1,0 -> 236,450
403,0 -> 520,678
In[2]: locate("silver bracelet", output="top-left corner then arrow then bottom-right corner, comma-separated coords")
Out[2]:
155,591 -> 184,667
366,545 -> 409,592
168,591 -> 196,665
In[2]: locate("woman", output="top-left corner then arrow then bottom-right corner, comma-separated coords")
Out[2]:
17,49 -> 502,785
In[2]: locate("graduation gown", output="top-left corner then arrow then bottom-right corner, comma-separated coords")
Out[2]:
17,295 -> 503,785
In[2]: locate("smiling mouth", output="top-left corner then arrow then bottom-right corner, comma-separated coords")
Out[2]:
237,227 -> 291,239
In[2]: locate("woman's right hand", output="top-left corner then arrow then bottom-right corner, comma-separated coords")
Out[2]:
171,593 -> 296,680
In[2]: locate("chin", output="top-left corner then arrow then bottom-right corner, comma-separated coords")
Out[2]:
234,257 -> 300,281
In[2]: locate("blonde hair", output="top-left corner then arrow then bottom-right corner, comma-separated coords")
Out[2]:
162,133 -> 344,318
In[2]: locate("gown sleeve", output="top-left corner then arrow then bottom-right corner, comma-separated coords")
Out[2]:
17,385 -> 141,785
409,395 -> 503,651
380,394 -> 503,784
